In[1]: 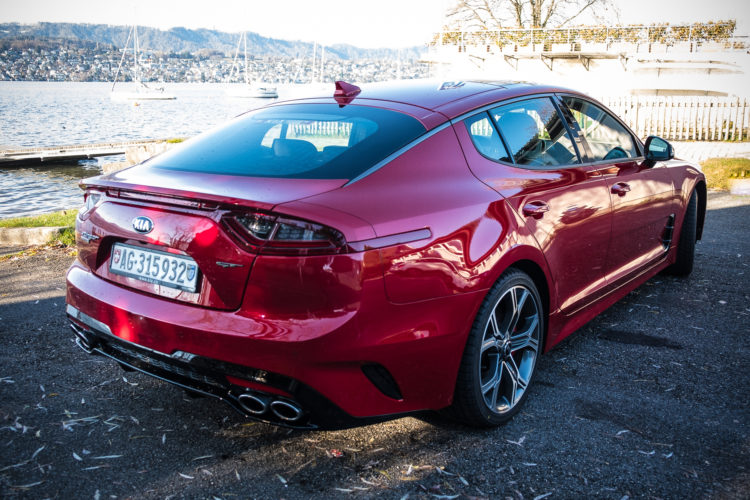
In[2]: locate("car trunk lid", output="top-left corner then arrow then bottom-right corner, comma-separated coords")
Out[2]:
78,166 -> 346,310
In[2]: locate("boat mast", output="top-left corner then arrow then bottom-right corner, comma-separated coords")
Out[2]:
133,24 -> 140,84
111,26 -> 133,91
320,45 -> 325,83
311,41 -> 317,83
243,32 -> 249,85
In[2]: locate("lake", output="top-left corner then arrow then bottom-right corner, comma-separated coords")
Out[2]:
0,81 -> 324,218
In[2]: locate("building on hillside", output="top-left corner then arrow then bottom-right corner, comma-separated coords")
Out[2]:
424,22 -> 749,99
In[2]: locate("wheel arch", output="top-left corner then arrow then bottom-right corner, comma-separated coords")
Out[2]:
507,259 -> 551,352
480,242 -> 554,352
695,180 -> 707,241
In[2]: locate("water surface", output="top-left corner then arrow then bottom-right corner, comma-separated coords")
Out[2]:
0,81 -> 319,218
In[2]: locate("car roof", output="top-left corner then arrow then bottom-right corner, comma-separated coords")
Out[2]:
276,79 -> 585,129
341,79 -> 531,110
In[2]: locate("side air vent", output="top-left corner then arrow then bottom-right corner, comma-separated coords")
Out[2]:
361,363 -> 403,400
661,214 -> 676,250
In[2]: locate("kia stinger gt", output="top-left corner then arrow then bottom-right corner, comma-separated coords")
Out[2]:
67,80 -> 705,428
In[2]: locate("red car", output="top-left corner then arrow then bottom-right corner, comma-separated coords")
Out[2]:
66,80 -> 706,428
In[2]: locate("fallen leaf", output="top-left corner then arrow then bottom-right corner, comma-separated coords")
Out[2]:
506,436 -> 526,446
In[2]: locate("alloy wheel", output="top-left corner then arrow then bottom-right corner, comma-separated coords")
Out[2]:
478,285 -> 541,415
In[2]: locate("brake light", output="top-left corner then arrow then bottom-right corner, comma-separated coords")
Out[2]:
224,212 -> 346,255
78,189 -> 103,220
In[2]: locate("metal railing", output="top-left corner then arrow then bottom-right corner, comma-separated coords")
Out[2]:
430,22 -> 745,53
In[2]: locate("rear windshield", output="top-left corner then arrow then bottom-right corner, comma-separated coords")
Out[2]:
147,103 -> 426,179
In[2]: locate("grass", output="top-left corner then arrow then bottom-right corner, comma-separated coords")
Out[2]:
701,157 -> 750,191
56,227 -> 76,247
0,209 -> 77,247
0,209 -> 77,229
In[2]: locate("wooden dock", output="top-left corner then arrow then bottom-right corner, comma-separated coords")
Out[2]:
0,139 -> 170,167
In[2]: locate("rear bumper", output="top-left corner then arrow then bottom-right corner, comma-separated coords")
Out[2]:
66,259 -> 480,426
68,305 -> 364,429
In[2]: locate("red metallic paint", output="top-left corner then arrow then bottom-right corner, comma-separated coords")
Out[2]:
65,80 -> 706,426
86,165 -> 346,211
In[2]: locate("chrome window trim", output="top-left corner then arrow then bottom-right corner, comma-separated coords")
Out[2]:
584,156 -> 647,168
449,92 -> 559,125
344,121 -> 453,186
555,92 -> 644,157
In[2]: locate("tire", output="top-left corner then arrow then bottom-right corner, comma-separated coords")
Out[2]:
666,190 -> 697,276
447,269 -> 544,427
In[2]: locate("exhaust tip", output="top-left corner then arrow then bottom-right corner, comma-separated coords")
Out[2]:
70,323 -> 95,353
237,393 -> 269,415
270,399 -> 303,422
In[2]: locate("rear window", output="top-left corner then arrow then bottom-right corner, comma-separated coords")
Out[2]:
148,103 -> 426,179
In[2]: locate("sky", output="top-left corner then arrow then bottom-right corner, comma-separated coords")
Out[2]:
0,0 -> 748,48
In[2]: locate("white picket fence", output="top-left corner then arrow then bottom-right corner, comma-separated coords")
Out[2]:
599,96 -> 750,141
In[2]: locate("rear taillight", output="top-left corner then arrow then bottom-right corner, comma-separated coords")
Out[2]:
224,212 -> 346,255
78,189 -> 103,221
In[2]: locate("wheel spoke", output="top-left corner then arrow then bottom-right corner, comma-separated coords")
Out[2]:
481,336 -> 499,354
506,288 -> 529,337
510,315 -> 539,352
502,359 -> 519,405
503,356 -> 527,406
480,357 -> 502,395
488,310 -> 501,338
490,375 -> 500,409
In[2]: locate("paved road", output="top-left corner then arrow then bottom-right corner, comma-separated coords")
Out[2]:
0,193 -> 748,499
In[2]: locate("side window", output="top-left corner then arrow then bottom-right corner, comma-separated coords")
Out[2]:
491,97 -> 579,167
464,112 -> 511,163
562,96 -> 638,161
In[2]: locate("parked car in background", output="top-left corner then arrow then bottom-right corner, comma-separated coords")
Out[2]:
67,80 -> 706,428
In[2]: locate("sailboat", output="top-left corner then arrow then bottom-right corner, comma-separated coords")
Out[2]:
111,24 -> 176,101
225,32 -> 278,99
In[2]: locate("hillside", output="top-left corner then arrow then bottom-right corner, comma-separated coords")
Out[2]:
0,22 -> 423,60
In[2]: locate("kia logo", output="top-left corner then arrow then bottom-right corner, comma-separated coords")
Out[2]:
132,216 -> 154,234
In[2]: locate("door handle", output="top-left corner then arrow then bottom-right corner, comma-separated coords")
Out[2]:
522,201 -> 550,218
611,182 -> 631,196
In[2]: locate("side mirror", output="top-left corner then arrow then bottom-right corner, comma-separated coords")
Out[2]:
644,136 -> 674,162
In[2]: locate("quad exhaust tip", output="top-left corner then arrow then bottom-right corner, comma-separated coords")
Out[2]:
269,400 -> 303,422
237,393 -> 269,415
237,392 -> 304,422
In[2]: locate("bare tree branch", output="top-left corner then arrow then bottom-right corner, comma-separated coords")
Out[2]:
445,0 -> 616,30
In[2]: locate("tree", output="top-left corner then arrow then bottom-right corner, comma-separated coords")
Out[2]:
445,0 -> 619,30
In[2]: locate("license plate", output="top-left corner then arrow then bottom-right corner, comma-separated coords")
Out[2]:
109,243 -> 200,293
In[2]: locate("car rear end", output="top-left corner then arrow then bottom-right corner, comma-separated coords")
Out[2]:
66,100 -> 439,428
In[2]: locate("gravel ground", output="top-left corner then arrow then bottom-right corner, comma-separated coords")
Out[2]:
0,192 -> 748,500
